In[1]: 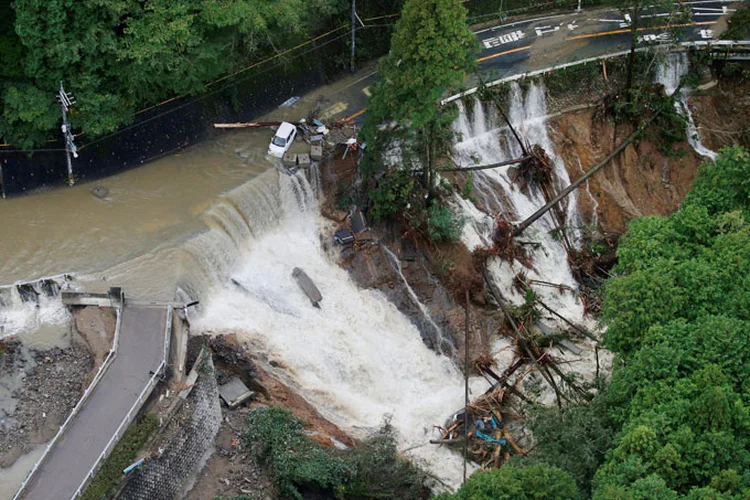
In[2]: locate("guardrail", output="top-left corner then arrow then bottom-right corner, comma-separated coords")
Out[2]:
442,40 -> 750,105
70,306 -> 172,499
13,289 -> 124,500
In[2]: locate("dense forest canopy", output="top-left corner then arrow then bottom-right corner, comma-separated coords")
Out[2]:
442,146 -> 750,499
0,0 -> 346,148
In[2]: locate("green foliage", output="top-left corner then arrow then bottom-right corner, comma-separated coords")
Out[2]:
82,413 -> 158,500
591,147 -> 750,498
427,203 -> 465,243
244,407 -> 427,500
336,418 -> 428,499
521,396 -> 615,496
244,407 -> 350,499
437,464 -> 578,500
682,146 -> 750,218
722,6 -> 750,41
362,0 -> 478,192
461,173 -> 474,199
1,0 -> 345,146
369,169 -> 419,221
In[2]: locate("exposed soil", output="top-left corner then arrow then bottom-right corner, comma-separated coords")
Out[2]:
73,306 -> 116,373
0,340 -> 93,468
550,109 -> 704,234
184,333 -> 353,499
690,73 -> 750,152
186,405 -> 275,500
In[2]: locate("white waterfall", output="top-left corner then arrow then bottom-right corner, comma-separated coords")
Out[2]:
190,170 -> 473,488
655,52 -> 717,161
382,245 -> 453,355
452,83 -> 587,326
0,278 -> 72,347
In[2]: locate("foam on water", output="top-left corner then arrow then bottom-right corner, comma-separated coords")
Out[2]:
0,278 -> 72,347
655,52 -> 717,161
191,171 -> 472,488
452,83 -> 587,326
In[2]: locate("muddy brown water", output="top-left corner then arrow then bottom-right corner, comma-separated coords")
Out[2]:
0,68 -> 373,298
0,67 -> 374,496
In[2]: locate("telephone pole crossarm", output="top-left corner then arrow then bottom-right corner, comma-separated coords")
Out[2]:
57,82 -> 78,186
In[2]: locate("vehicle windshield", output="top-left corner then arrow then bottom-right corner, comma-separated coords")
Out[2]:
272,136 -> 287,147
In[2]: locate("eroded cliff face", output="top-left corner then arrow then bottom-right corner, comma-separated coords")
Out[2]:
550,110 -> 704,234
549,74 -> 750,235
691,77 -> 750,153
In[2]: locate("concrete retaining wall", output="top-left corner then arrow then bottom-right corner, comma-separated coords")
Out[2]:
118,352 -> 221,500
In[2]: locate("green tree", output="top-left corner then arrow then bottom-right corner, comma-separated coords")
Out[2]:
1,0 -> 345,147
362,0 -> 478,194
438,464 -> 578,500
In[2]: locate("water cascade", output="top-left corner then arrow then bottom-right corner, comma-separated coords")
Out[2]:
382,245 -> 454,355
0,276 -> 73,347
189,170 -> 474,488
655,52 -> 717,161
452,82 -> 587,326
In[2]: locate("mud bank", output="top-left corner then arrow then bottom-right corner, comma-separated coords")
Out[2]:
182,334 -> 352,499
0,304 -> 114,492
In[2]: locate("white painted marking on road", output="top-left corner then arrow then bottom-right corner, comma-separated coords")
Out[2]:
320,102 -> 348,121
483,30 -> 526,48
638,32 -> 673,43
700,29 -> 714,39
568,21 -> 579,31
362,87 -> 371,97
535,25 -> 560,36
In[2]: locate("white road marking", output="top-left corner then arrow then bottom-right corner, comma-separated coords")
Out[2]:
535,25 -> 560,36
483,30 -> 526,48
700,29 -> 714,39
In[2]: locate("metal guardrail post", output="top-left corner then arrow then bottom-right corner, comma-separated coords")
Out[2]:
69,305 -> 172,499
13,300 -> 123,500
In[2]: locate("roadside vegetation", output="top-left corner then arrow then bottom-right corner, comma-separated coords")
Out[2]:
243,407 -> 429,500
82,412 -> 158,500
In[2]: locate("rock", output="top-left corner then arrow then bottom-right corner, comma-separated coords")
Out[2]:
91,186 -> 109,199
283,153 -> 297,168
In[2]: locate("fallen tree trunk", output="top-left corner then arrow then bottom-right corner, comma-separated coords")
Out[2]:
440,155 -> 531,172
513,112 -> 662,236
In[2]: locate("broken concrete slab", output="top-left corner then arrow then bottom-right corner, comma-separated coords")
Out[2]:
218,377 -> 254,409
310,144 -> 323,161
297,153 -> 311,168
283,153 -> 297,168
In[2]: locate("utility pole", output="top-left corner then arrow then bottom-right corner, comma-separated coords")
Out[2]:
577,0 -> 582,13
57,82 -> 78,187
463,290 -> 470,485
350,0 -> 357,72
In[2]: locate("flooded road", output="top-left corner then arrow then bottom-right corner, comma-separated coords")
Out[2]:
0,66 -> 374,299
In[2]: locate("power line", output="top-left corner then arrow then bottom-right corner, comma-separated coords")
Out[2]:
76,29 -> 355,152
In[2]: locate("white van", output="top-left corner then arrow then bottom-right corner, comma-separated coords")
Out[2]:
268,122 -> 297,158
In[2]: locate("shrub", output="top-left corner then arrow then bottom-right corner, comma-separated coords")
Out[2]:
244,407 -> 428,499
369,169 -> 418,221
437,464 -> 578,500
427,203 -> 465,243
82,413 -> 158,500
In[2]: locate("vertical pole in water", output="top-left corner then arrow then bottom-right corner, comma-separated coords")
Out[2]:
0,160 -> 5,199
57,82 -> 78,187
350,0 -> 356,72
463,290 -> 470,484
